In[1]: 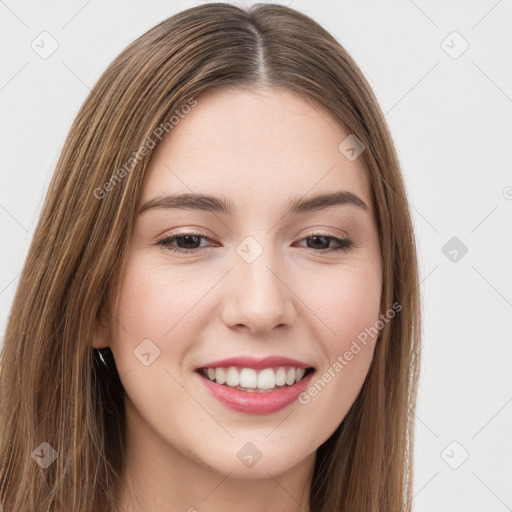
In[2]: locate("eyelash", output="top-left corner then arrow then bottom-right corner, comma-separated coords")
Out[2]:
156,232 -> 355,255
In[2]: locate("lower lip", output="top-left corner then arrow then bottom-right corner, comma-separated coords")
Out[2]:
195,370 -> 315,415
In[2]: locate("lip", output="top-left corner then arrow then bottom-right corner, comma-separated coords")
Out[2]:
194,355 -> 313,371
195,368 -> 315,415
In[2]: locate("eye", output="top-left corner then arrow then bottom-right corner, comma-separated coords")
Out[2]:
157,234 -> 215,254
156,233 -> 355,254
294,234 -> 354,253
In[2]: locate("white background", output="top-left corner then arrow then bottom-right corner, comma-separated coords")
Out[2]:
1,1 -> 511,510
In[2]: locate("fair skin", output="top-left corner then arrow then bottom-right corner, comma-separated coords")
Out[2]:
94,86 -> 383,512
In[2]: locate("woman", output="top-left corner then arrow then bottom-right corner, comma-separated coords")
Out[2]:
0,3 -> 421,511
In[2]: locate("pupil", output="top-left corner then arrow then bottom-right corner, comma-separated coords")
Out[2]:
309,236 -> 328,249
180,235 -> 200,249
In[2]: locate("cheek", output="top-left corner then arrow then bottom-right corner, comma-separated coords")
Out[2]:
109,258 -> 204,424
308,260 -> 382,350
110,256 -> 219,394
110,258 -> 179,371
334,274 -> 381,349
295,264 -> 381,437
113,257 -> 203,344
301,262 -> 381,396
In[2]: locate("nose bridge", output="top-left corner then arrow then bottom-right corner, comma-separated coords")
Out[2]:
239,242 -> 280,296
222,234 -> 295,333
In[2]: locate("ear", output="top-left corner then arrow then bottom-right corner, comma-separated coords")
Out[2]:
92,304 -> 110,349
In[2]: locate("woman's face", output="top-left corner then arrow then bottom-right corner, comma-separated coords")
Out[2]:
104,86 -> 382,480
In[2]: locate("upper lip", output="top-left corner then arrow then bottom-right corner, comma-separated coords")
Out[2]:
195,356 -> 314,371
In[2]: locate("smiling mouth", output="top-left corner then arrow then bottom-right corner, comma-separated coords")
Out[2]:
196,366 -> 315,393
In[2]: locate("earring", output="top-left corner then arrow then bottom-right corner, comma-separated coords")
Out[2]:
94,346 -> 109,367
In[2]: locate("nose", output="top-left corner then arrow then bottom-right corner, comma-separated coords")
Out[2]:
221,248 -> 297,335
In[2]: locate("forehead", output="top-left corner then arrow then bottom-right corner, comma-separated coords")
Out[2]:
140,86 -> 372,215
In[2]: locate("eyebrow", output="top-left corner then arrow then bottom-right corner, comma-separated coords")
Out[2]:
138,190 -> 369,216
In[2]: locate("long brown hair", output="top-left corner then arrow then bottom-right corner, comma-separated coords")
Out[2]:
0,3 -> 421,510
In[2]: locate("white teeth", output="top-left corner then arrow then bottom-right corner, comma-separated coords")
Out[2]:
201,365 -> 311,390
285,368 -> 296,386
275,367 -> 287,386
225,367 -> 240,387
239,368 -> 257,388
215,368 -> 226,385
257,368 -> 276,390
